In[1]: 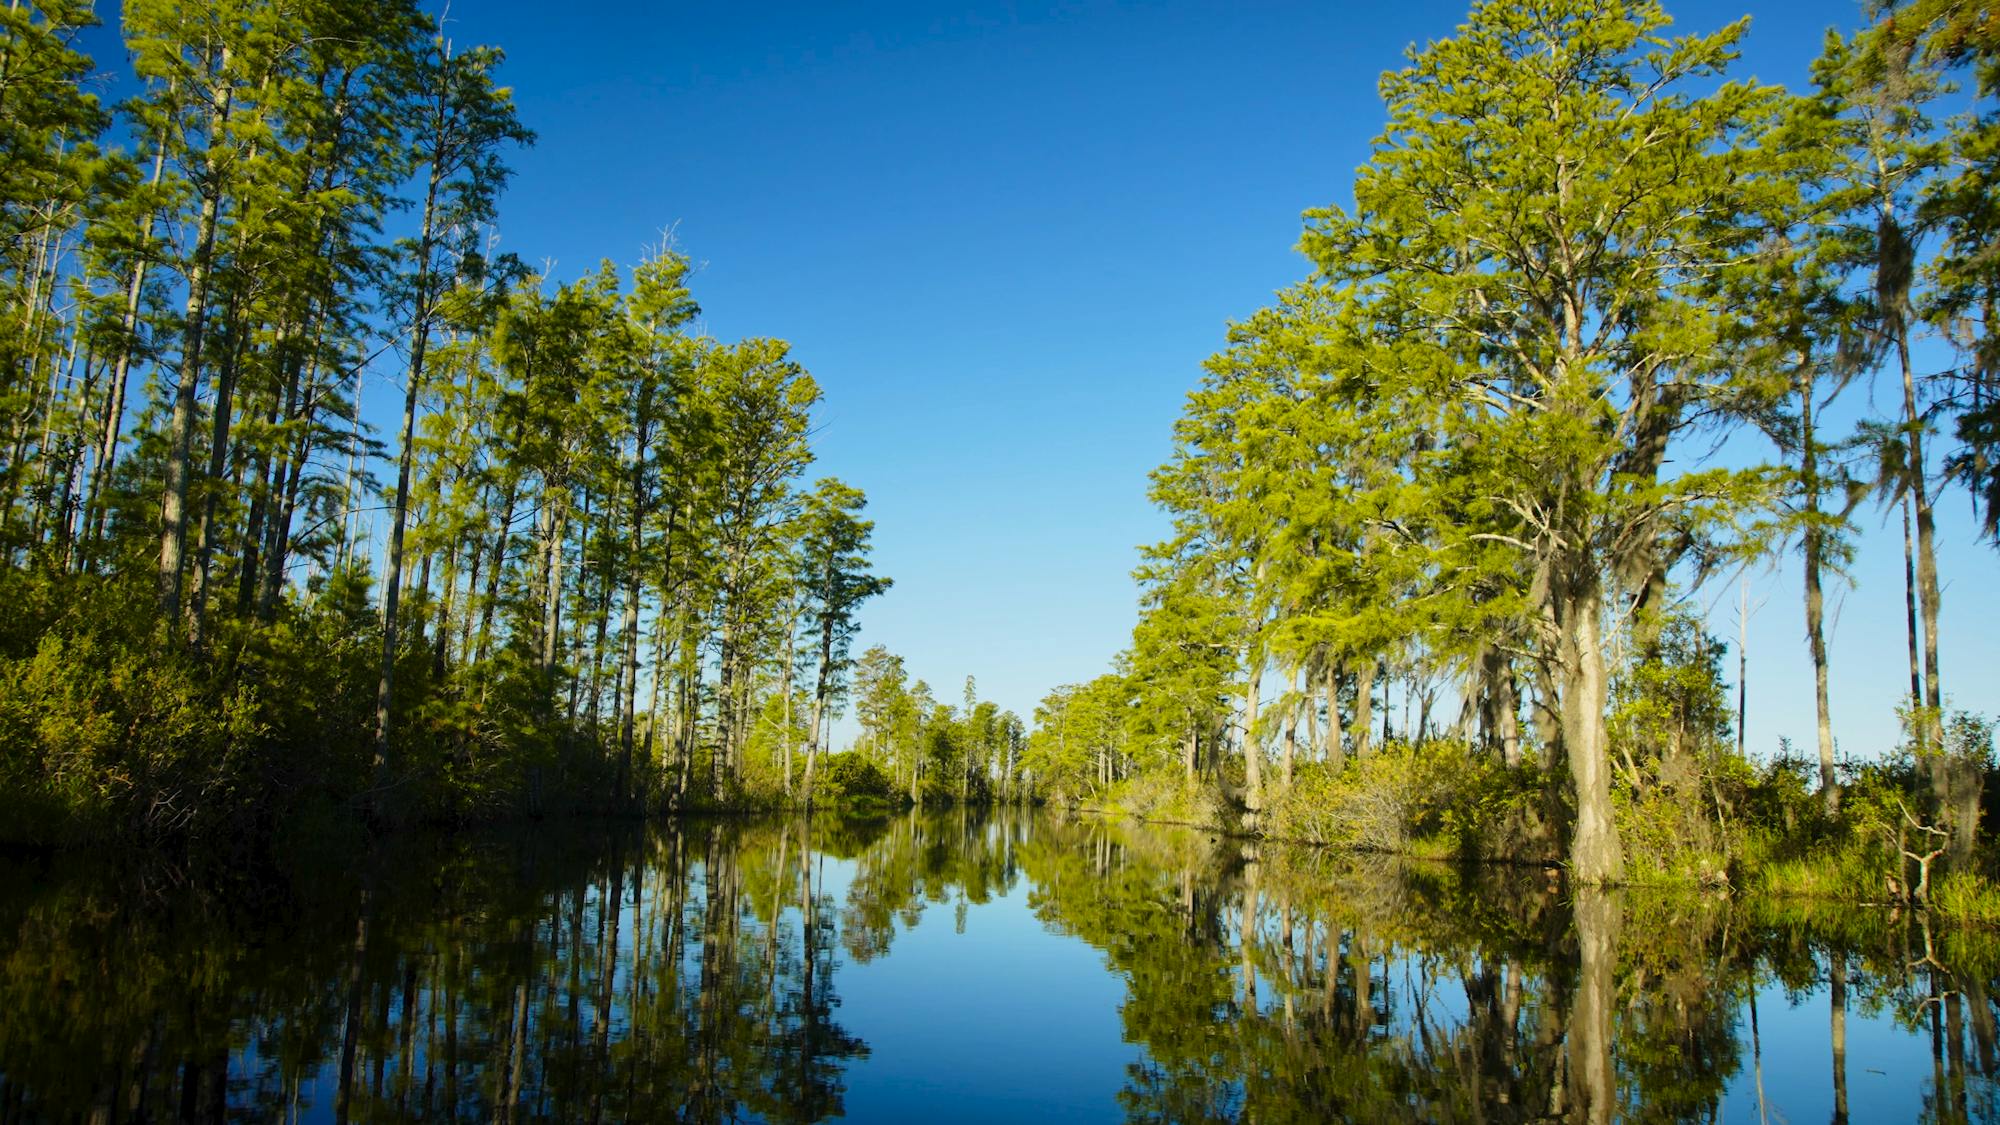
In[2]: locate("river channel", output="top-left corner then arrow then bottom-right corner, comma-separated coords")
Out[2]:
1,808 -> 1993,1121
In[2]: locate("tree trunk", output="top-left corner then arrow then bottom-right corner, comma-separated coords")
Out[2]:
1497,655 -> 1521,768
372,141 -> 445,792
539,499 -> 565,674
372,306 -> 434,791
84,137 -> 167,567
1325,658 -> 1345,770
805,651 -> 831,800
465,477 -> 512,666
1892,246 -> 1944,753
1558,571 -> 1623,884
158,70 -> 232,630
1242,643 -> 1264,812
257,328 -> 323,620
780,614 -> 797,797
1902,497 -> 1923,739
1801,374 -> 1838,812
1353,656 -> 1374,758
1281,662 -> 1300,791
616,427 -> 649,808
1183,714 -> 1198,782
187,300 -> 249,649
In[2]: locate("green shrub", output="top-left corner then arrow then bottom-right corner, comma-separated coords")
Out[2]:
815,753 -> 896,804
1262,740 -> 1547,860
1108,772 -> 1230,830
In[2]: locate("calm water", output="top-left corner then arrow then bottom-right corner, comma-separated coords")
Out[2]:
1,809 -> 1995,1122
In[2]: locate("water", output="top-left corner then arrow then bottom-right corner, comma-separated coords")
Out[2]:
1,809 -> 1994,1122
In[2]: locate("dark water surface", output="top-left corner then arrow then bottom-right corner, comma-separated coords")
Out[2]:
2,809 -> 1996,1122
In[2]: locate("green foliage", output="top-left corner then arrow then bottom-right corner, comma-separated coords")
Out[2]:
815,753 -> 896,806
0,0 -> 898,840
1025,0 -> 2000,897
1607,610 -> 1734,792
0,573 -> 260,842
1260,741 -> 1548,860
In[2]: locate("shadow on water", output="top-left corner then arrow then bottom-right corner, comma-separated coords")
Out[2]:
1,808 -> 1996,1122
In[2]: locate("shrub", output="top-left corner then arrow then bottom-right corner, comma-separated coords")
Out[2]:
1262,740 -> 1547,860
815,753 -> 896,805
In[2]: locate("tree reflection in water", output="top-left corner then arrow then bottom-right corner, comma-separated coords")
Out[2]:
1,809 -> 1996,1122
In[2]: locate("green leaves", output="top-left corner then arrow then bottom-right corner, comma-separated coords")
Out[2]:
0,1 -> 873,826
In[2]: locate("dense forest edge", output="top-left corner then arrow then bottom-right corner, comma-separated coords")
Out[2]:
0,0 -> 970,848
1016,0 -> 2000,920
4,0 -> 2000,929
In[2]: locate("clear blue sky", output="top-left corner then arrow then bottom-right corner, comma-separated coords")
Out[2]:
429,0 -> 1992,758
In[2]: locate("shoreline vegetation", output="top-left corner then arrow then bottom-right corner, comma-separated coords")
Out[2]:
0,0 -> 1996,934
1010,0 -> 2000,926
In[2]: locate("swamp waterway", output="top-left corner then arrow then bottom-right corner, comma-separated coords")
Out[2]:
1,808 -> 1996,1122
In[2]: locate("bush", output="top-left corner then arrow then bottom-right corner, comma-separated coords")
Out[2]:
1109,772 -> 1230,830
0,610 -> 266,843
1262,740 -> 1549,860
814,753 -> 896,805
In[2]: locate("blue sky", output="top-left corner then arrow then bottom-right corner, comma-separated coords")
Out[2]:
411,0 -> 1993,757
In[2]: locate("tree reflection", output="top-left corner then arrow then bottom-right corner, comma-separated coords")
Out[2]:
1006,815 -> 1998,1124
1,812 -> 1996,1122
0,819 -> 876,1123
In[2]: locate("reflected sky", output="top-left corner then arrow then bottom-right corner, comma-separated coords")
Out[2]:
1,811 -> 1995,1122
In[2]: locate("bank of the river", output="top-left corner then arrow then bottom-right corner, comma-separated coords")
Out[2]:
1070,760 -> 2000,930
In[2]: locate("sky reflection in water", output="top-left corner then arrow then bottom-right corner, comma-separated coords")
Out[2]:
1,809 -> 1995,1122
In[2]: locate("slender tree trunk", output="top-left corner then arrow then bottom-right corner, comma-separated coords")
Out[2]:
159,65 -> 233,630
616,427 -> 649,808
1353,656 -> 1374,758
539,498 -> 566,674
564,509 -> 594,725
373,146 -> 445,798
1497,654 -> 1521,768
1281,662 -> 1300,791
805,629 -> 833,800
1903,496 -> 1923,740
236,391 -> 278,616
1801,375 -> 1838,811
1831,948 -> 1849,1124
257,325 -> 326,620
1242,642 -> 1264,812
1894,267 -> 1944,752
474,479 -> 516,668
84,139 -> 168,566
432,529 -> 463,677
336,362 -> 365,569
640,598 -> 672,793
188,300 -> 249,648
585,557 -> 612,728
457,501 -> 485,665
1325,657 -> 1345,770
1737,574 -> 1749,760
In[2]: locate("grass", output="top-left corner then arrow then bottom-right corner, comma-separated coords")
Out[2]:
1934,871 -> 2000,925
